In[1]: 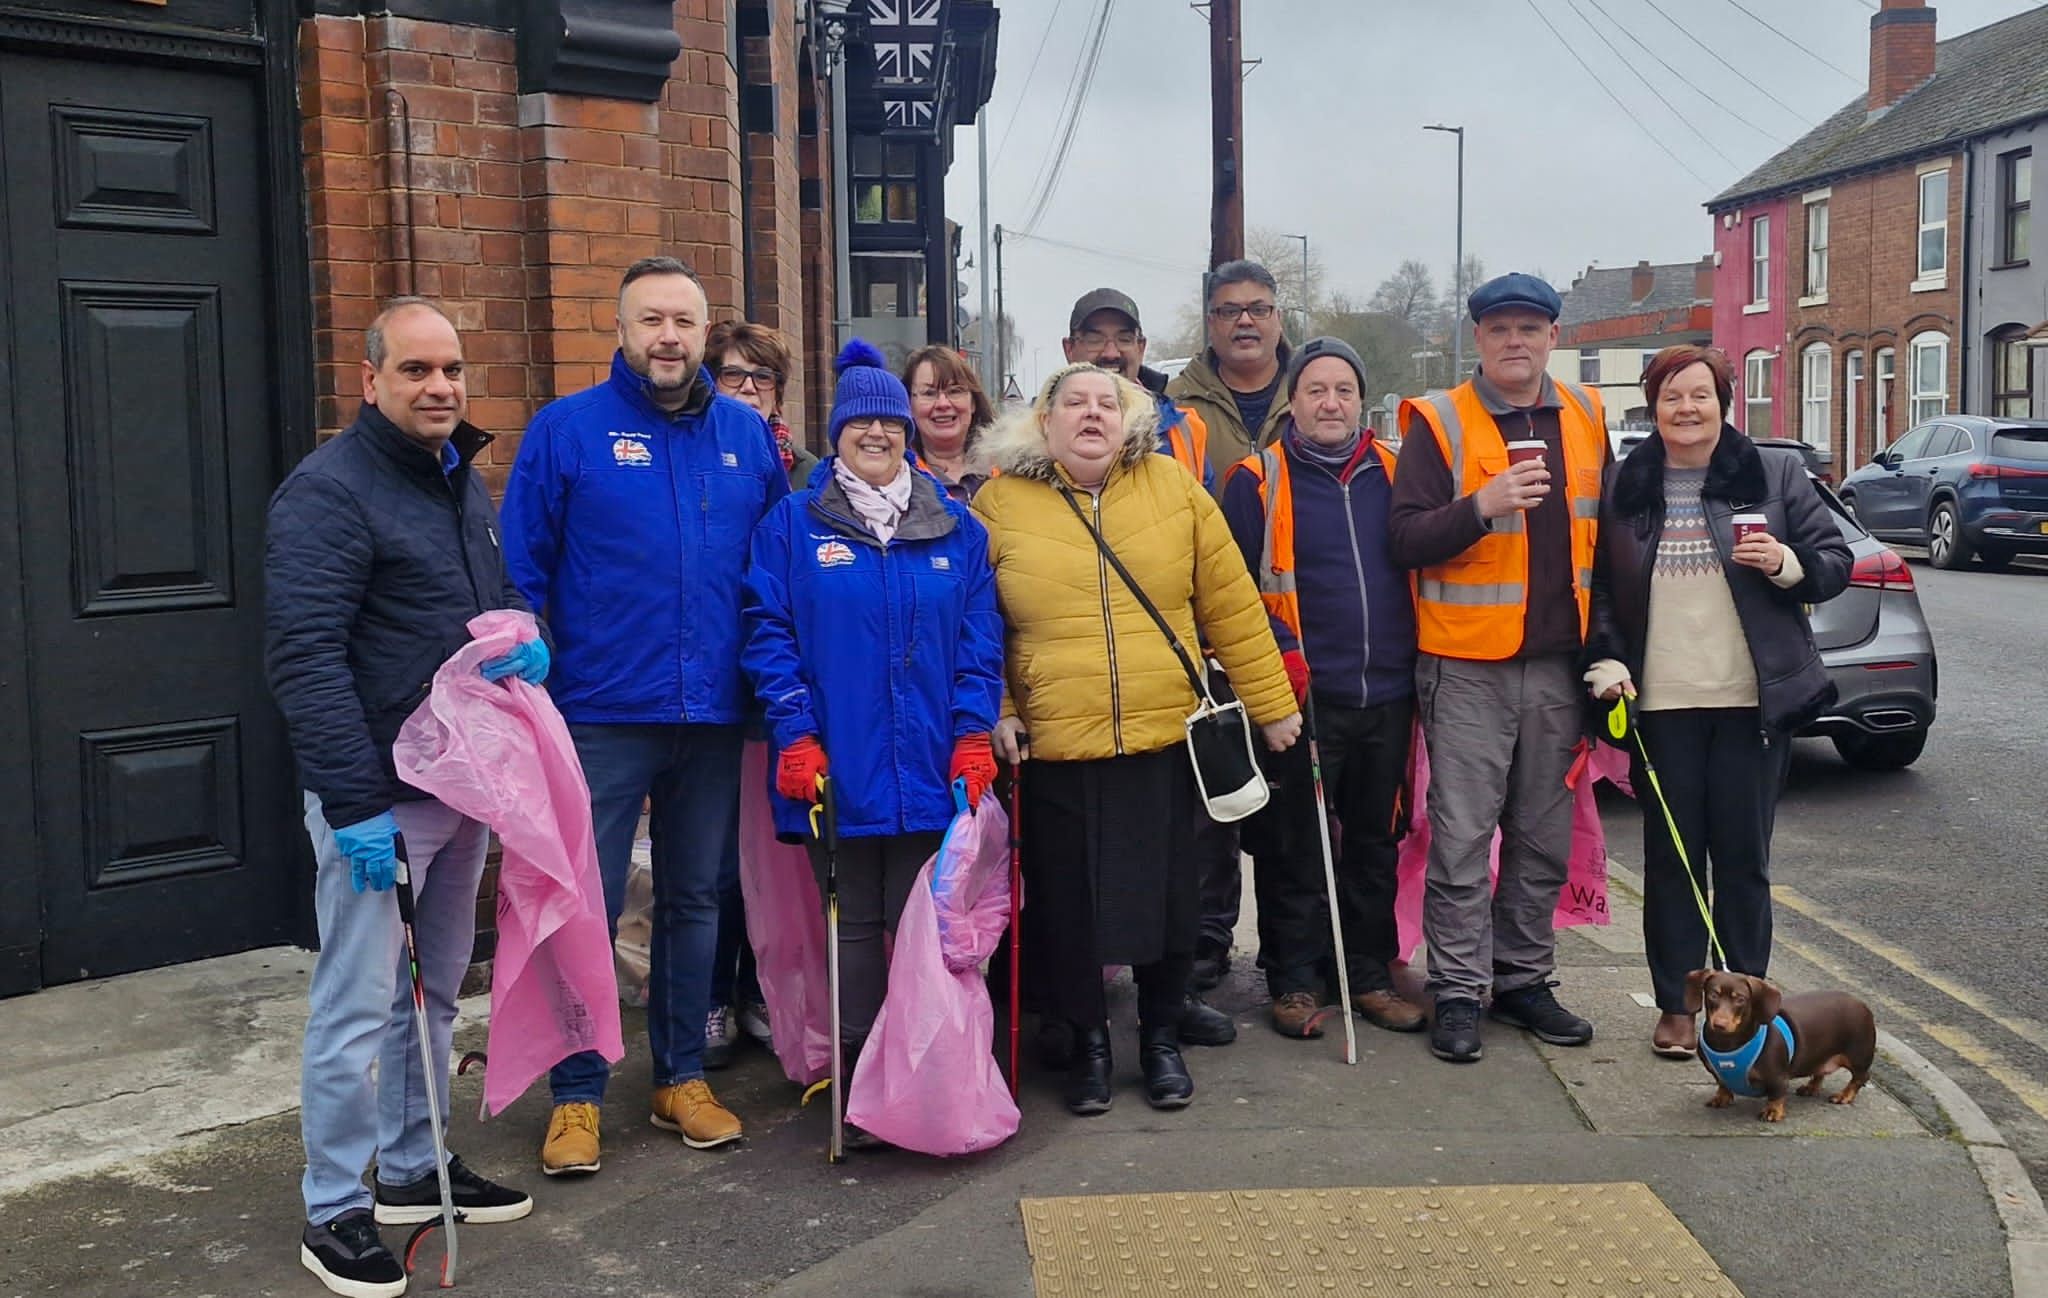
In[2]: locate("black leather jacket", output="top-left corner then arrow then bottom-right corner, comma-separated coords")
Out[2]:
1586,426 -> 1852,732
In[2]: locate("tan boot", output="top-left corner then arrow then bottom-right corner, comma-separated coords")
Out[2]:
651,1079 -> 744,1149
1353,988 -> 1427,1033
540,1101 -> 602,1175
1270,990 -> 1326,1038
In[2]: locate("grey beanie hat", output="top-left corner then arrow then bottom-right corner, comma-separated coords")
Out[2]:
1285,336 -> 1368,397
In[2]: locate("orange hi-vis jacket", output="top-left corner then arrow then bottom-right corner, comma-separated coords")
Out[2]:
1228,438 -> 1400,643
1397,378 -> 1606,661
1164,405 -> 1210,482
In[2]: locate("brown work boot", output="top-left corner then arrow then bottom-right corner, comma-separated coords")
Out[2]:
1353,987 -> 1427,1033
650,1079 -> 744,1149
540,1101 -> 602,1176
1652,1011 -> 1698,1059
1270,990 -> 1326,1038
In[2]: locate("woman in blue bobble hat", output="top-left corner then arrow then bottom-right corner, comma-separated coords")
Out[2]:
741,339 -> 1005,1148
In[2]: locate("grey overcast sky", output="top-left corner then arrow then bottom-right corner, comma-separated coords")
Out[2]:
945,0 -> 2044,393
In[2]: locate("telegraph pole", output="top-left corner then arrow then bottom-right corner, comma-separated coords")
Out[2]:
976,108 -> 995,394
1207,0 -> 1243,269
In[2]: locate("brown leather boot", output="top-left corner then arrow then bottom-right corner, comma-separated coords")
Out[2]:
1269,990 -> 1325,1038
1652,1012 -> 1698,1059
1352,987 -> 1427,1033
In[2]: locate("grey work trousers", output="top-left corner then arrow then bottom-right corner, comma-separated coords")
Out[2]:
1416,652 -> 1582,1003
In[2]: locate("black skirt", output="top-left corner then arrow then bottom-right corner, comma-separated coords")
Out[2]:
1020,747 -> 1200,970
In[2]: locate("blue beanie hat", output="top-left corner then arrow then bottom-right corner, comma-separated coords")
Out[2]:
828,339 -> 913,448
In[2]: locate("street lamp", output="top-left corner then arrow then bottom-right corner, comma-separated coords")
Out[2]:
1423,123 -> 1465,382
1279,232 -> 1310,339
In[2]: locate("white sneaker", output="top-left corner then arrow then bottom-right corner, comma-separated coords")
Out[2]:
738,1000 -> 773,1048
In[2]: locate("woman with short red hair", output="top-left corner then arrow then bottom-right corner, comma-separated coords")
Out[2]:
1583,344 -> 1851,1059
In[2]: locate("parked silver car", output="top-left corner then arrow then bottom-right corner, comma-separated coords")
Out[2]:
1800,480 -> 1938,770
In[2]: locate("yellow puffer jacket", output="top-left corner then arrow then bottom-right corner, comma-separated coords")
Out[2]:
971,391 -> 1294,763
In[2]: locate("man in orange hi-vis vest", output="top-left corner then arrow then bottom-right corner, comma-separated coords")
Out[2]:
1387,273 -> 1609,1066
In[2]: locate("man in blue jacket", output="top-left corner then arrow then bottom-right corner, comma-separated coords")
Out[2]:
1220,337 -> 1425,1041
501,257 -> 790,1174
267,298 -> 541,1298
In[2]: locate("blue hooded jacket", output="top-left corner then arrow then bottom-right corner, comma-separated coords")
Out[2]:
742,462 -> 1004,840
500,351 -> 791,725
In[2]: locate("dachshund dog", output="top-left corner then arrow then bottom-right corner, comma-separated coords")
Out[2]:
1685,970 -> 1877,1122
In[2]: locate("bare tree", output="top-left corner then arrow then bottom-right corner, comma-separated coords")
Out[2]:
1368,259 -> 1438,330
1246,225 -> 1328,340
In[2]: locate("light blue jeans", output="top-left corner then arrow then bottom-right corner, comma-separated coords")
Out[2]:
299,792 -> 488,1225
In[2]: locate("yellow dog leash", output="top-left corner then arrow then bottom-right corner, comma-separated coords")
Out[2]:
1606,694 -> 1729,971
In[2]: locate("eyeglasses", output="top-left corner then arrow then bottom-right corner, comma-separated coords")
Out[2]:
1076,329 -> 1140,348
717,365 -> 781,391
912,384 -> 973,403
1207,302 -> 1276,322
840,416 -> 902,435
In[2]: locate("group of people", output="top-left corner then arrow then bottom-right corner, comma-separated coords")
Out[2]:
264,251 -> 1851,1298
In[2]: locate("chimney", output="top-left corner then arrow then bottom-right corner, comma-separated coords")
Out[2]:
1693,254 -> 1714,302
1630,260 -> 1654,303
1869,0 -> 1936,117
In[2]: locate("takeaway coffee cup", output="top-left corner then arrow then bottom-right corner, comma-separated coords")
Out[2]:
1732,513 -> 1769,544
1506,439 -> 1547,467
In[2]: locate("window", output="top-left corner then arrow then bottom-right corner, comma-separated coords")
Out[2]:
1916,168 -> 1948,281
1641,349 -> 1660,378
1578,348 -> 1600,384
1887,423 -> 1936,462
1800,343 -> 1831,453
1750,214 -> 1770,304
1998,149 -> 2032,265
1873,347 -> 1896,450
1843,349 -> 1864,462
1992,328 -> 2034,417
850,252 -> 924,319
1805,197 -> 1829,296
1908,331 -> 1948,424
1743,349 -> 1774,437
851,136 -> 919,227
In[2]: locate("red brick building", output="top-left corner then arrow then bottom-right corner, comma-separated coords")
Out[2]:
0,0 -> 996,995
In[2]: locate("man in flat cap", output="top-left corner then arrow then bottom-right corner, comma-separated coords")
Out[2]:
1387,273 -> 1609,1065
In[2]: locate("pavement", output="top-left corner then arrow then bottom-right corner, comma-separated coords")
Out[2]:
3,867 -> 2043,1298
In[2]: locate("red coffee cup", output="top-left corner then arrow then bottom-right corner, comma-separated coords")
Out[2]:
1732,513 -> 1769,544
1506,439 -> 1546,467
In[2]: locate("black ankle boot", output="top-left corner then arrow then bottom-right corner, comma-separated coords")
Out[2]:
1138,1025 -> 1194,1109
1064,1024 -> 1113,1116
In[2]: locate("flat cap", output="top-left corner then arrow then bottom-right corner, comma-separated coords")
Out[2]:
1467,272 -> 1562,323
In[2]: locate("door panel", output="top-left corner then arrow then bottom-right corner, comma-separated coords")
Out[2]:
2,52 -> 294,986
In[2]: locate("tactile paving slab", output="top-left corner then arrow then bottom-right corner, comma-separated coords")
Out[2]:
1020,1182 -> 1742,1296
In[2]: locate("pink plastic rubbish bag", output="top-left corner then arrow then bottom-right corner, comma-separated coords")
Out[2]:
845,795 -> 1019,1156
392,610 -> 624,1117
737,740 -> 834,1087
1392,726 -> 1616,966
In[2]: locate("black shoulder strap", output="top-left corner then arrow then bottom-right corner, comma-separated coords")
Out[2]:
1055,483 -> 1209,699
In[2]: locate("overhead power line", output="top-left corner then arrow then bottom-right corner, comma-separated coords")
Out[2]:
1522,0 -> 1708,184
1565,0 -> 1739,168
1723,0 -> 1864,83
1640,0 -> 1819,129
1013,0 -> 1117,235
1007,230 -> 1204,276
1583,0 -> 1791,146
991,0 -> 1067,168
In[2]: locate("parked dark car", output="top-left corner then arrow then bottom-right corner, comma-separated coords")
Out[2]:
1751,437 -> 1834,486
1837,417 -> 2048,569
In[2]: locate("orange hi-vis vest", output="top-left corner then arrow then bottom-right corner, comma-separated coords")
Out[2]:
1163,403 -> 1209,481
1397,379 -> 1606,661
1228,437 -> 1399,643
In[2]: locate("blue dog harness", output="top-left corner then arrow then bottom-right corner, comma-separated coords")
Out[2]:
1700,1016 -> 1796,1097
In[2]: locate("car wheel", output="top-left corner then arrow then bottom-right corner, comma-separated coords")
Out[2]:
1976,544 -> 2014,572
1926,501 -> 1971,570
1832,727 -> 1927,771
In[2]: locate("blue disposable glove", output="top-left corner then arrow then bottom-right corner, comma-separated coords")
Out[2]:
480,637 -> 550,685
334,811 -> 400,894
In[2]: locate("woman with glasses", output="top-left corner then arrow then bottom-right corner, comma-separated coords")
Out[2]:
900,344 -> 998,503
707,320 -> 820,492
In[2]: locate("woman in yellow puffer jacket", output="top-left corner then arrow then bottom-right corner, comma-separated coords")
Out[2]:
971,363 -> 1300,1117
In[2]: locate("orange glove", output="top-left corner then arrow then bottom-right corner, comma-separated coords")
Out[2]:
776,736 -> 829,802
949,733 -> 997,807
1281,650 -> 1310,707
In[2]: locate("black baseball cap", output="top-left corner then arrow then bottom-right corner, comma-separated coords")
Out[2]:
1068,288 -> 1143,335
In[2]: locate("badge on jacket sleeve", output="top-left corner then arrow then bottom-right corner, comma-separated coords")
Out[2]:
815,540 -> 855,568
612,437 -> 652,467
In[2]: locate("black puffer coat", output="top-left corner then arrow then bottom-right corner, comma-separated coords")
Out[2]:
264,405 -> 535,828
1586,426 -> 1852,732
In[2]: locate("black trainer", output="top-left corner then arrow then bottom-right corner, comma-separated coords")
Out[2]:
1489,980 -> 1594,1046
1430,997 -> 1484,1063
1177,993 -> 1237,1046
375,1154 -> 533,1225
1190,945 -> 1230,991
301,1208 -> 405,1298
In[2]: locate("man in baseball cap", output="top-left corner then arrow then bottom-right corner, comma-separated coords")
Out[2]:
1061,288 -> 1213,492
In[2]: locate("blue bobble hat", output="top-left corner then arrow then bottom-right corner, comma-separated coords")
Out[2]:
1466,272 -> 1563,323
828,339 -> 913,447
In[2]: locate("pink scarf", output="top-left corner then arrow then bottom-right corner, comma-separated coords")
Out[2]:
833,458 -> 914,544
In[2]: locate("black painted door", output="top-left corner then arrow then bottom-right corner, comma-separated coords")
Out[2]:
0,51 -> 295,989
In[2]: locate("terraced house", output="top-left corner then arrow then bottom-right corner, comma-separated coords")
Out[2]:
1707,0 -> 2048,473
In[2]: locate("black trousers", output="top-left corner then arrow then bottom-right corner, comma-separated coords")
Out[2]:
1633,706 -> 1789,1012
806,830 -> 945,1046
1250,693 -> 1414,997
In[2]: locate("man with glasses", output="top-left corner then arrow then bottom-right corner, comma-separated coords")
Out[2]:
707,319 -> 819,492
1062,288 -> 1213,492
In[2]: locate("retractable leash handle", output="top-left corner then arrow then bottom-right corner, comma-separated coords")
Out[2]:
1607,696 -> 1729,971
392,834 -> 462,1287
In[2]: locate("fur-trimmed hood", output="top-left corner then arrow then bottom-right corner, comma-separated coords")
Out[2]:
1610,423 -> 1768,517
976,370 -> 1161,484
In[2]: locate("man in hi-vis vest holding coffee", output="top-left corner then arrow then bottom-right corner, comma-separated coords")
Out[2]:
1387,273 -> 1608,1066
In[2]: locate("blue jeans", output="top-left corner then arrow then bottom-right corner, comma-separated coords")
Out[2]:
550,723 -> 743,1101
300,793 -> 488,1225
